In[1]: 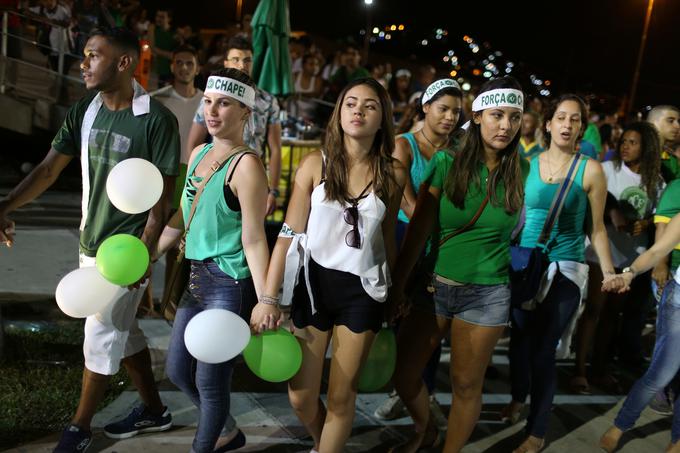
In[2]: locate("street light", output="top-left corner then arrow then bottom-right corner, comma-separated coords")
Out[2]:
362,0 -> 373,61
627,0 -> 655,117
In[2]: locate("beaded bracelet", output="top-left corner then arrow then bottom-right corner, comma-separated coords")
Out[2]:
259,295 -> 280,306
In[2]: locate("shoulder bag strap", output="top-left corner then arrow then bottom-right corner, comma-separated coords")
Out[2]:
438,192 -> 490,247
185,145 -> 249,233
537,154 -> 582,246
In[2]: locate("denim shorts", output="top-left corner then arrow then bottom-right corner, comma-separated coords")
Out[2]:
427,276 -> 511,326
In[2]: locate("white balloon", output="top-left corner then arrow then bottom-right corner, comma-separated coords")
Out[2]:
106,158 -> 163,214
184,309 -> 251,364
55,267 -> 125,318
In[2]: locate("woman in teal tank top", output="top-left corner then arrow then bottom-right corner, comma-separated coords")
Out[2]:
154,68 -> 273,452
393,81 -> 463,226
505,94 -> 620,453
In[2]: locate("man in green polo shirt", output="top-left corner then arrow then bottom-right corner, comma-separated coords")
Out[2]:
0,28 -> 179,452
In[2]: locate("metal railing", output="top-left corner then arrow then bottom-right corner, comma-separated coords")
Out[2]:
0,8 -> 85,103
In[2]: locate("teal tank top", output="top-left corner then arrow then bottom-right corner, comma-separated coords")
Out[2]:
181,144 -> 250,279
398,132 -> 430,223
520,155 -> 590,263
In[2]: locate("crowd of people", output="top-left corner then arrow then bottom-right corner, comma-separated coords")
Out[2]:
1,3 -> 680,453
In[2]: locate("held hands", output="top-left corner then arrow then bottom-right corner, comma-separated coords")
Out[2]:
385,289 -> 409,324
250,296 -> 282,334
601,272 -> 633,294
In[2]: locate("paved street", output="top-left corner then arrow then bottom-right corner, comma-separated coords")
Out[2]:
0,187 -> 675,452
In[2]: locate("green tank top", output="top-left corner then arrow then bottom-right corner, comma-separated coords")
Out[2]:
520,155 -> 590,263
181,144 -> 250,279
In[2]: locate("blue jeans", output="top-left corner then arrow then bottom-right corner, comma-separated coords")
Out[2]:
509,270 -> 580,438
615,279 -> 680,442
166,260 -> 256,453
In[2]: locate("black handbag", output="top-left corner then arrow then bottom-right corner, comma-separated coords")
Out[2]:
509,155 -> 582,307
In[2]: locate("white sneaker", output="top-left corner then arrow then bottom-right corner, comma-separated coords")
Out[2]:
429,395 -> 448,430
373,390 -> 407,420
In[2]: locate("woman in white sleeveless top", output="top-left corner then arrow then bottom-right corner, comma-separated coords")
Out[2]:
260,78 -> 406,452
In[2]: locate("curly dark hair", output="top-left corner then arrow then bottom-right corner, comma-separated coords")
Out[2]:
612,121 -> 662,202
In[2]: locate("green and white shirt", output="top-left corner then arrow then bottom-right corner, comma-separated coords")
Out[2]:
52,93 -> 180,256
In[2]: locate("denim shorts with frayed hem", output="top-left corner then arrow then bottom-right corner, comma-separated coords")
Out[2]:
424,277 -> 511,327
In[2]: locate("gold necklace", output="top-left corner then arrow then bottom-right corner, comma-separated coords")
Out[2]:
420,128 -> 448,150
544,153 -> 572,182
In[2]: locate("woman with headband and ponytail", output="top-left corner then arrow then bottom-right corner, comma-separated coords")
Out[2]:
154,68 -> 275,452
503,94 -> 621,453
261,77 -> 406,452
389,76 -> 528,452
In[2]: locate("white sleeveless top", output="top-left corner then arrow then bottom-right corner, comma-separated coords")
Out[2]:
281,181 -> 390,314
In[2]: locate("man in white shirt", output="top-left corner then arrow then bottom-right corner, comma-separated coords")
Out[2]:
150,44 -> 203,200
149,45 -> 202,316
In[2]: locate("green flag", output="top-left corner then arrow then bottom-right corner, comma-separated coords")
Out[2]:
251,0 -> 293,96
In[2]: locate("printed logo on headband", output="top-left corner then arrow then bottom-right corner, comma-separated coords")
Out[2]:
422,78 -> 461,105
204,76 -> 256,109
471,88 -> 524,112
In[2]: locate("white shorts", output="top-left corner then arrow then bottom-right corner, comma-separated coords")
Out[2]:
79,252 -> 148,375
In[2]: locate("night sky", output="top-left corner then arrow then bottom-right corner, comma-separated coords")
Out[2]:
169,0 -> 679,111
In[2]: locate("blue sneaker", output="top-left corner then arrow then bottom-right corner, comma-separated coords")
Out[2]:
53,424 -> 92,452
103,404 -> 172,439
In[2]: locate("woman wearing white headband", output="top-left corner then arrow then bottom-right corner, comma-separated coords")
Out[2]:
261,77 -> 406,452
373,78 -> 463,425
503,94 -> 619,453
389,76 -> 529,452
155,68 -> 274,452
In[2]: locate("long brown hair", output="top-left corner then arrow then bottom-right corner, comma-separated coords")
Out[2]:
612,121 -> 662,202
444,77 -> 524,214
323,77 -> 396,204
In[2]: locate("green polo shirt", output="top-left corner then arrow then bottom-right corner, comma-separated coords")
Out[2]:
425,151 -> 529,284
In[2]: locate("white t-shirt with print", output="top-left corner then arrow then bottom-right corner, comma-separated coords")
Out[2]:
586,160 -> 663,268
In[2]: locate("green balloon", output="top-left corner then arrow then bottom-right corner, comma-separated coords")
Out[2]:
358,328 -> 397,392
95,234 -> 149,286
243,329 -> 302,383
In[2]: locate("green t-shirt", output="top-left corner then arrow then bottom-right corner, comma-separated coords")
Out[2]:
424,151 -> 529,285
661,154 -> 680,183
654,179 -> 680,270
583,123 -> 602,156
52,93 -> 180,256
